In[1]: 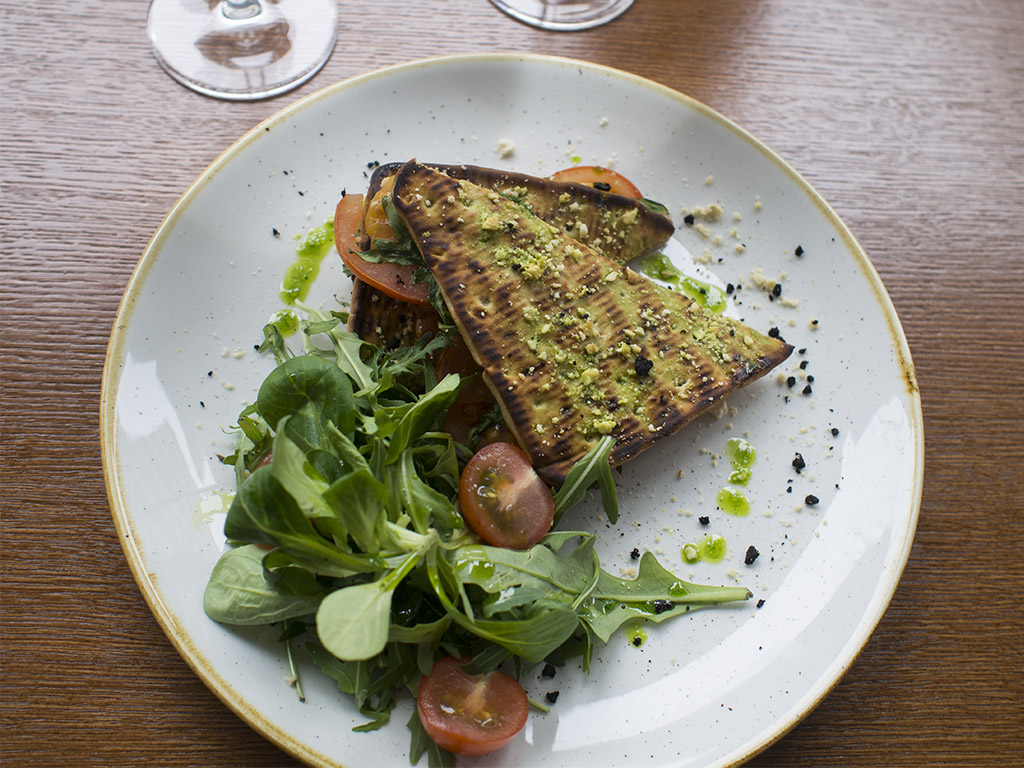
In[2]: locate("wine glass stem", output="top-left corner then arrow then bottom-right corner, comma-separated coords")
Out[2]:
223,0 -> 261,21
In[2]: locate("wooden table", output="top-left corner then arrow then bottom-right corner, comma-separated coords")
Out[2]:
3,1 -> 1022,765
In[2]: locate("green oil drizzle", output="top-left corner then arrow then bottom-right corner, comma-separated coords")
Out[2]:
725,437 -> 756,486
632,253 -> 727,313
280,219 -> 335,306
717,487 -> 751,517
268,309 -> 300,337
682,535 -> 728,564
628,624 -> 648,648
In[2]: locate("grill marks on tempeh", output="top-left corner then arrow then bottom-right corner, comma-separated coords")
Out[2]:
391,162 -> 792,485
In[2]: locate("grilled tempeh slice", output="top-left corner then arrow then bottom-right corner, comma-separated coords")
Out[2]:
367,161 -> 674,264
392,162 -> 793,485
348,277 -> 437,351
350,162 -> 674,346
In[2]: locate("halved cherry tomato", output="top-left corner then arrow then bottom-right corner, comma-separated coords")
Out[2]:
550,165 -> 643,198
417,656 -> 529,756
334,192 -> 430,306
459,442 -> 554,550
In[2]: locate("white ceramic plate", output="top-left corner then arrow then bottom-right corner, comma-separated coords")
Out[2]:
101,54 -> 922,768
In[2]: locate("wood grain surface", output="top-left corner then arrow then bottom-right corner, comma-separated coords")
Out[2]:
2,1 -> 1022,766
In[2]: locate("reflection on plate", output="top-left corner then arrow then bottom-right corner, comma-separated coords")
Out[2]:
100,54 -> 922,767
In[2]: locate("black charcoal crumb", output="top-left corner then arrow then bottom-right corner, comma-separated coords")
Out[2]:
546,691 -> 560,704
768,327 -> 781,338
272,228 -> 281,237
726,283 -> 735,295
799,360 -> 809,370
630,547 -> 640,560
786,376 -> 797,388
831,427 -> 840,437
634,355 -> 654,377
795,245 -> 804,256
756,598 -> 766,609
698,515 -> 710,526
792,453 -> 806,473
653,600 -> 674,614
744,546 -> 760,565
683,214 -> 695,226
802,384 -> 813,395
541,664 -> 557,679
771,283 -> 782,298
805,494 -> 820,506
207,371 -> 213,377
593,181 -> 611,191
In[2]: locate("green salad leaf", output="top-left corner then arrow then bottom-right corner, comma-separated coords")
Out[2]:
205,305 -> 751,762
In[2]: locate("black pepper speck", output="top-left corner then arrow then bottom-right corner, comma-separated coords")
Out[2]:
630,547 -> 640,560
792,453 -> 806,473
831,427 -> 840,437
683,214 -> 695,226
744,545 -> 760,565
795,245 -> 804,256
802,384 -> 813,395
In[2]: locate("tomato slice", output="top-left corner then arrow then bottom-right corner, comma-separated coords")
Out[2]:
550,165 -> 643,198
334,192 -> 430,306
417,657 -> 528,756
459,442 -> 554,550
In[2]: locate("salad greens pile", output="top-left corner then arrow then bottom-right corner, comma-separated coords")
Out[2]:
204,304 -> 751,765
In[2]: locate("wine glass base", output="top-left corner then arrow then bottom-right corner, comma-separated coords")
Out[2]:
489,0 -> 633,31
148,0 -> 338,101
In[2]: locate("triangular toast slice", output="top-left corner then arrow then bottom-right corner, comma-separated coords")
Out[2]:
392,162 -> 793,484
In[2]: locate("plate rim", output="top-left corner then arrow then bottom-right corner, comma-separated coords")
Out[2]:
99,52 -> 924,768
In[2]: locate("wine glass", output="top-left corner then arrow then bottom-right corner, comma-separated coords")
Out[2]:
147,0 -> 338,100
489,0 -> 633,31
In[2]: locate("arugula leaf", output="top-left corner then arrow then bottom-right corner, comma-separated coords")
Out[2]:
384,374 -> 461,464
396,451 -> 461,535
581,552 -> 752,642
552,435 -> 619,525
